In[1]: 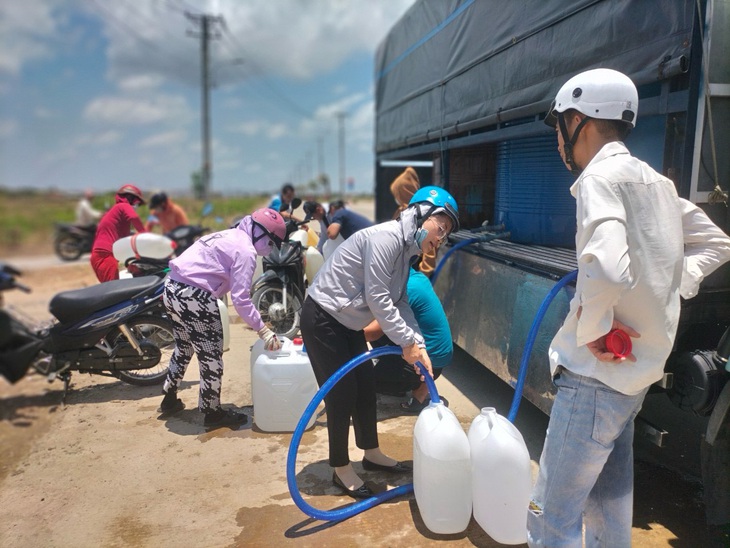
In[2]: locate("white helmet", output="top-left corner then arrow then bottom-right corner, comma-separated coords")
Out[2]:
546,68 -> 638,127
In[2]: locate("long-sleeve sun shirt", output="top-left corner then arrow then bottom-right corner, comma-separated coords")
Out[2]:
549,141 -> 730,395
167,216 -> 266,332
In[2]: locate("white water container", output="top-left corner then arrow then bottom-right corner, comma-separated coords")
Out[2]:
413,401 -> 472,534
304,246 -> 324,284
113,233 -> 176,262
468,407 -> 532,545
218,298 -> 230,352
289,229 -> 309,247
251,337 -> 318,432
322,234 -> 344,260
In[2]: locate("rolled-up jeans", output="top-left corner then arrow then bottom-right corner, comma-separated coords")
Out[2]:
527,367 -> 649,548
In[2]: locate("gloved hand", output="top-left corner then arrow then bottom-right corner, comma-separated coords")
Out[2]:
258,326 -> 282,351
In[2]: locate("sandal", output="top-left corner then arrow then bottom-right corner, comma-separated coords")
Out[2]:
400,396 -> 430,413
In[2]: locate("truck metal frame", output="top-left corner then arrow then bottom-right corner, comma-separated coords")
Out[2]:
374,0 -> 730,523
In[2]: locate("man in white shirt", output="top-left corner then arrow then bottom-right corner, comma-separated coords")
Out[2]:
75,189 -> 102,226
527,68 -> 730,547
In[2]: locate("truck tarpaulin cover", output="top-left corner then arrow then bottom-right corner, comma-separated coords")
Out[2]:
374,0 -> 694,153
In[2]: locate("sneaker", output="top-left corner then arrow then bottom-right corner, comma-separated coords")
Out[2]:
159,390 -> 185,416
203,408 -> 248,430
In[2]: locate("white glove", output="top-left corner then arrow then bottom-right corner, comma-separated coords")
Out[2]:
258,326 -> 282,351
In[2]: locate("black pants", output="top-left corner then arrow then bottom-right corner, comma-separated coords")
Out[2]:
300,297 -> 378,467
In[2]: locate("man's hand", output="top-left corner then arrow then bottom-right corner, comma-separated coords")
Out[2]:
586,319 -> 640,363
402,342 -> 433,380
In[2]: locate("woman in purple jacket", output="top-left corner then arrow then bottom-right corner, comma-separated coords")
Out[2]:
158,208 -> 286,430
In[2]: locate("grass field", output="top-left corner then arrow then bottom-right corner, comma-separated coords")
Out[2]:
0,188 -> 266,256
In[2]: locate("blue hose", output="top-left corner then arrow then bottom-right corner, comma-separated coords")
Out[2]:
507,269 -> 578,423
287,345 -> 440,522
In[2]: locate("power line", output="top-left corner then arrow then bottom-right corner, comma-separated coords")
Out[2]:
216,20 -> 313,119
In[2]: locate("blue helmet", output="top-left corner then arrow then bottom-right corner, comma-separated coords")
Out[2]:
408,186 -> 460,232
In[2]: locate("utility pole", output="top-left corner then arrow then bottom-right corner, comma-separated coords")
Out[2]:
186,12 -> 223,200
336,112 -> 346,199
317,135 -> 328,195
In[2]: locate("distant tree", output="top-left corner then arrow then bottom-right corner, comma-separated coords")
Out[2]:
191,170 -> 204,199
318,173 -> 330,195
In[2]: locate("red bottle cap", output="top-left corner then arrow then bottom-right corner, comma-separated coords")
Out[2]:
292,337 -> 303,345
605,329 -> 632,358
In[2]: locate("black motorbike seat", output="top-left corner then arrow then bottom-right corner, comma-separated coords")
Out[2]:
49,275 -> 164,325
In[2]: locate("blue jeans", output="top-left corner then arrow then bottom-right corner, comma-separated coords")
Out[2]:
527,368 -> 649,548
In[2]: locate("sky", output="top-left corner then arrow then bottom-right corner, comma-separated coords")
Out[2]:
0,0 -> 417,197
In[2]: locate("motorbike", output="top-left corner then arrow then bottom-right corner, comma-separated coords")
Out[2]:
251,218 -> 324,339
53,223 -> 96,261
0,262 -> 175,398
112,233 -> 232,352
165,224 -> 209,256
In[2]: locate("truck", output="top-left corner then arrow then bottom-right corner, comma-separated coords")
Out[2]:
374,0 -> 730,523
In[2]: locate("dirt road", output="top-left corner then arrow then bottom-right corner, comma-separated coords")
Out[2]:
0,255 -> 728,546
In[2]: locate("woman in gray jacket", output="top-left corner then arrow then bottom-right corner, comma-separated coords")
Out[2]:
300,187 -> 459,499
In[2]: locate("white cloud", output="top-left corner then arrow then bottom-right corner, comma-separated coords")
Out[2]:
266,123 -> 287,140
34,107 -> 54,119
83,93 -> 191,125
0,119 -> 18,138
83,0 -> 416,86
229,119 -> 289,140
230,120 -> 262,137
139,130 -> 187,148
0,0 -> 58,74
118,74 -> 165,92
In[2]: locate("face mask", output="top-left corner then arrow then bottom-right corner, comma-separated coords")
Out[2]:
414,228 -> 428,249
254,238 -> 274,256
251,224 -> 275,256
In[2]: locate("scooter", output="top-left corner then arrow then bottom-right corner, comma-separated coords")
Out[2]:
251,219 -> 324,339
53,223 -> 96,261
0,263 -> 174,397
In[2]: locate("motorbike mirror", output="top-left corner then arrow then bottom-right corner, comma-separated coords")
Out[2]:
285,220 -> 299,238
201,202 -> 213,217
290,197 -> 302,210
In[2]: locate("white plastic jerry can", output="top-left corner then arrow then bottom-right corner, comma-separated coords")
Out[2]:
304,246 -> 324,284
250,337 -> 318,432
413,401 -> 472,534
218,298 -> 230,352
322,234 -> 344,260
468,407 -> 532,545
112,233 -> 176,262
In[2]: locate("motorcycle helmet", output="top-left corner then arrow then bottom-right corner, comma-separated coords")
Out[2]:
408,186 -> 460,233
116,184 -> 146,206
545,68 -> 638,175
250,207 -> 286,251
149,192 -> 168,210
545,68 -> 638,128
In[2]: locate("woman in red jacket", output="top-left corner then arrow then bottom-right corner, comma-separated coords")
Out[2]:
90,184 -> 147,282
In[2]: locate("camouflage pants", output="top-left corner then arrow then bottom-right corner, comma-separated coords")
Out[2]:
163,278 -> 224,413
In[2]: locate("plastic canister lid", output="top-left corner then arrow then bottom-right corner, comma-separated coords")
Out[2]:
605,329 -> 632,358
292,337 -> 303,345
